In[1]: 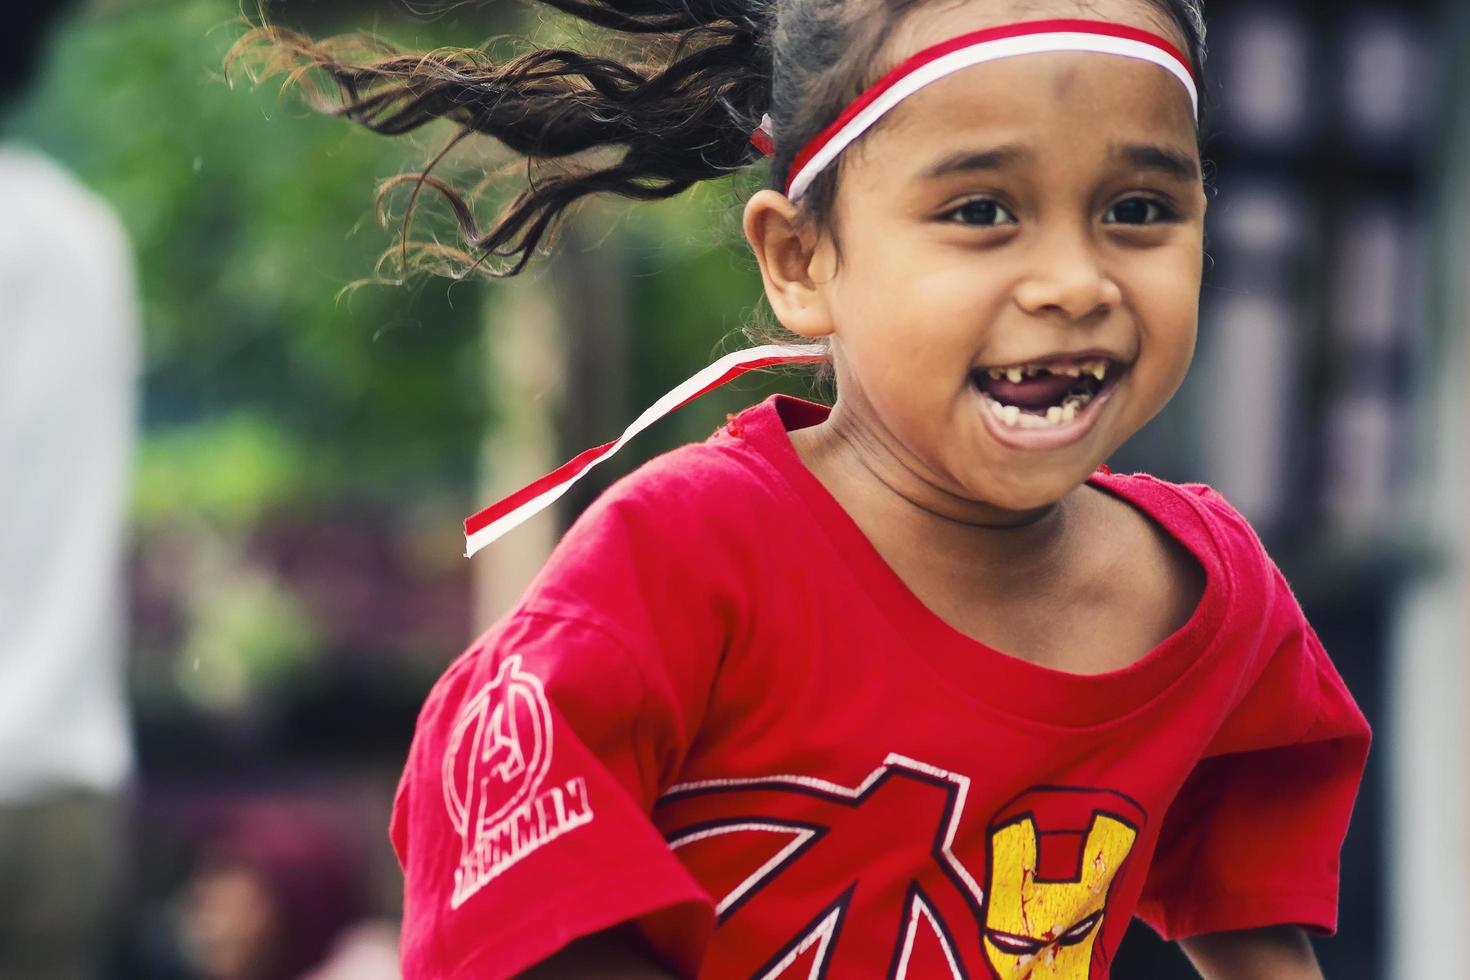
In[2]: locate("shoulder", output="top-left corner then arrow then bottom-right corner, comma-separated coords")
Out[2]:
570,435 -> 781,551
0,147 -> 131,269
419,611 -> 645,725
1102,471 -> 1326,663
583,393 -> 823,534
508,424 -> 791,650
1092,471 -> 1309,652
1096,471 -> 1275,579
600,430 -> 777,512
0,148 -> 137,362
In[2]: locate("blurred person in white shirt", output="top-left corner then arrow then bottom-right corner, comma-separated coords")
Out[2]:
0,2 -> 140,977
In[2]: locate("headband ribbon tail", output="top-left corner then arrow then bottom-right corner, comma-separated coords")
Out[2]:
750,113 -> 776,157
464,343 -> 827,557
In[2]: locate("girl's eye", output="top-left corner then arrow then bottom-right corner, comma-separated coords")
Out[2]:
1104,197 -> 1175,225
946,198 -> 1017,228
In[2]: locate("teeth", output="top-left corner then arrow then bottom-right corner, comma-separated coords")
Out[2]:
976,354 -> 1111,431
981,390 -> 1095,430
982,359 -> 1112,383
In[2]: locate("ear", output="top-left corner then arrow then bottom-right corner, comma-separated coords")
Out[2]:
743,189 -> 837,339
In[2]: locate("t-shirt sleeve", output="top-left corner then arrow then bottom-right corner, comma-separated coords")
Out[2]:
389,475 -> 744,979
1135,560 -> 1371,941
391,616 -> 715,979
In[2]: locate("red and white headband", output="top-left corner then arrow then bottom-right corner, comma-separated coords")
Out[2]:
753,18 -> 1198,200
461,20 -> 1197,557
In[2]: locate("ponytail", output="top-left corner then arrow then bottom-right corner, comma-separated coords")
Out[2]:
227,0 -> 1207,281
226,2 -> 774,278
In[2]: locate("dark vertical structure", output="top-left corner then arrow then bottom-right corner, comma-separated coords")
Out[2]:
557,218 -> 633,519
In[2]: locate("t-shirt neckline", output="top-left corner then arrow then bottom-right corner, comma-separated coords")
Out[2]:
736,394 -> 1230,730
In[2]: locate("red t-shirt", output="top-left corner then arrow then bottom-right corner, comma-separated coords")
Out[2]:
391,395 -> 1370,979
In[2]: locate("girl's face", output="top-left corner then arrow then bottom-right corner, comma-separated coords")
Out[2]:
758,0 -> 1206,516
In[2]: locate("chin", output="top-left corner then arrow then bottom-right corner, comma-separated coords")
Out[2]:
966,466 -> 1089,516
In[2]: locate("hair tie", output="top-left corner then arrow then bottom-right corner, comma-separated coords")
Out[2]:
750,113 -> 776,157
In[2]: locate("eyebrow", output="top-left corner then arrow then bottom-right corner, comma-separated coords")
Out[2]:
914,142 -> 1200,183
917,144 -> 1028,181
1116,143 -> 1200,182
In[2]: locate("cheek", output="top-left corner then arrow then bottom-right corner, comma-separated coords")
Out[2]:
1127,247 -> 1201,356
834,244 -> 1003,349
832,275 -> 959,360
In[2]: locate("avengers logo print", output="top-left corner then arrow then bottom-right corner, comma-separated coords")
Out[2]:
656,759 -> 1147,979
982,788 -> 1145,979
656,753 -> 989,978
442,654 -> 594,909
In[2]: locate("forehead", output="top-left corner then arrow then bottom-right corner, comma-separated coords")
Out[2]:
877,53 -> 1196,147
884,0 -> 1186,58
851,1 -> 1198,179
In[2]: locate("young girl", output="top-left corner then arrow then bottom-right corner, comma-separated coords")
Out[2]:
235,0 -> 1370,976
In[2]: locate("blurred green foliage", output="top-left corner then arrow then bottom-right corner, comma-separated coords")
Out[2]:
10,0 -> 488,508
10,0 -> 807,510
133,411 -> 310,531
4,0 -> 812,712
175,555 -> 320,712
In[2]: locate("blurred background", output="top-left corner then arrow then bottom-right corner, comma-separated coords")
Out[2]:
0,0 -> 1463,977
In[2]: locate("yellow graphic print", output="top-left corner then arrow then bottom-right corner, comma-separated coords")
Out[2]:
983,813 -> 1138,979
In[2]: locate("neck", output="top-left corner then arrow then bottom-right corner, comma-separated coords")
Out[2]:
788,400 -> 1079,589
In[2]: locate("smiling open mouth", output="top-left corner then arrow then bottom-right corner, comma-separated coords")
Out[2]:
968,357 -> 1121,429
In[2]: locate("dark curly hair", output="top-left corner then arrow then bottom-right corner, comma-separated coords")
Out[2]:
226,0 -> 1207,281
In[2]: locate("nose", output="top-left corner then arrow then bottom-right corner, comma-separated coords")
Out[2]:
1012,232 -> 1122,322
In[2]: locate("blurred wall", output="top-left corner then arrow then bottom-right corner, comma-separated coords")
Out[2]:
1384,2 -> 1470,974
1110,0 -> 1452,974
